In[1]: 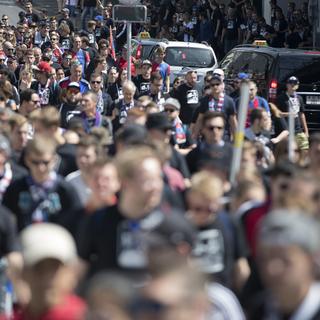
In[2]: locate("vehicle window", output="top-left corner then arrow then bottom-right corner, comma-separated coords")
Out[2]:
142,45 -> 154,60
278,55 -> 320,84
221,51 -> 272,80
164,47 -> 215,67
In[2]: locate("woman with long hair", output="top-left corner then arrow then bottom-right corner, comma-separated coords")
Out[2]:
18,67 -> 35,93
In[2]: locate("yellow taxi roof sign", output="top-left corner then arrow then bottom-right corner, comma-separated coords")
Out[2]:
252,40 -> 268,47
138,32 -> 150,39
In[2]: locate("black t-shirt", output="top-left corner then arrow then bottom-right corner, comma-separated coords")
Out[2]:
173,83 -> 201,125
0,205 -> 20,258
223,18 -> 240,40
2,175 -> 82,232
77,204 -> 193,277
25,12 -> 39,24
192,211 -> 246,287
198,94 -> 236,139
276,92 -> 305,133
134,75 -> 151,96
83,0 -> 96,6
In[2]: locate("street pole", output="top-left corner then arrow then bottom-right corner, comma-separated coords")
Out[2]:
288,104 -> 295,162
230,80 -> 250,185
126,21 -> 132,81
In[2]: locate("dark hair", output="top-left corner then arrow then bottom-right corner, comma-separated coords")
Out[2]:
201,111 -> 225,127
250,108 -> 265,124
94,55 -> 106,68
20,88 -> 36,104
150,71 -> 162,83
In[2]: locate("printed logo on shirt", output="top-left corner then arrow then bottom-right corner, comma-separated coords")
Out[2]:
18,191 -> 33,213
187,90 -> 199,104
227,20 -> 235,29
140,82 -> 150,93
192,229 -> 225,274
117,221 -> 147,269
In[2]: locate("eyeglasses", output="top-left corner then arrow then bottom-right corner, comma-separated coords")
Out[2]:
0,59 -> 5,62
210,83 -> 221,87
2,18 -> 8,21
91,80 -> 101,84
7,48 -> 14,51
29,159 -> 52,166
164,108 -> 176,113
67,88 -> 80,94
205,125 -> 224,131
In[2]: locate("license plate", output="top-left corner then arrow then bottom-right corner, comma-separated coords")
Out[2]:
306,95 -> 320,105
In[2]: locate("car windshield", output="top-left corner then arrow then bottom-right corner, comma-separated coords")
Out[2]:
164,47 -> 215,68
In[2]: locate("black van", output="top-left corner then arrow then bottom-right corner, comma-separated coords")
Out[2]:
219,45 -> 320,131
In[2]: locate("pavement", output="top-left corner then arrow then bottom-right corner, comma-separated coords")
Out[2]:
0,0 -> 25,25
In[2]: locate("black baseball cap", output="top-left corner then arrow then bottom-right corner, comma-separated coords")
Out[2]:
146,113 -> 172,131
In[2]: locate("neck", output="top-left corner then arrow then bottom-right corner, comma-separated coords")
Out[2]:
287,89 -> 295,95
85,110 -> 96,118
212,92 -> 221,99
251,123 -> 261,134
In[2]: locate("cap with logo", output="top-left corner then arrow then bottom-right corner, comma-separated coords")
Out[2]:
287,76 -> 299,84
20,223 -> 77,266
67,82 -> 80,89
164,98 -> 181,111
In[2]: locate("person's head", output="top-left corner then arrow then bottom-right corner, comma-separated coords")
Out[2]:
248,81 -> 258,100
186,171 -> 224,227
146,112 -> 172,143
81,91 -> 98,116
126,108 -> 147,126
154,46 -> 166,63
70,62 -> 82,82
210,75 -> 223,96
25,2 -> 33,13
76,135 -> 100,173
5,29 -> 15,43
61,8 -> 70,18
201,111 -> 225,144
66,82 -> 81,104
90,73 -> 103,93
62,52 -> 72,67
25,49 -> 35,65
185,70 -> 197,87
116,146 -> 163,217
81,36 -> 90,49
20,89 -> 40,115
9,113 -> 29,151
25,135 -> 57,183
34,61 -> 52,83
150,72 -> 163,95
173,76 -> 182,90
257,210 -> 320,313
56,67 -> 65,82
39,22 -> 50,37
49,16 -> 57,30
7,56 -> 18,72
122,80 -> 136,103
98,39 -> 110,57
20,223 -> 78,312
0,79 -> 13,101
94,56 -> 107,73
108,67 -> 118,83
141,60 -> 152,78
286,76 -> 299,92
33,47 -> 42,64
250,108 -> 271,131
3,41 -> 15,57
163,98 -> 180,121
87,157 -> 120,201
119,68 -> 128,83
31,106 -> 61,137
1,15 -> 9,26
72,35 -> 82,51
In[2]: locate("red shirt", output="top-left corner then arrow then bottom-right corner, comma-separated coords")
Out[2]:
13,295 -> 86,320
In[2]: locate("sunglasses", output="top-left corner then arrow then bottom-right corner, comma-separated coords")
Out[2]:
205,125 -> 224,131
0,59 -> 5,62
164,108 -> 176,113
91,80 -> 101,84
29,159 -> 51,166
68,88 -> 80,94
210,83 -> 221,87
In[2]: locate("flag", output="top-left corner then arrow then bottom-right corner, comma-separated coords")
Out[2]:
109,26 -> 116,60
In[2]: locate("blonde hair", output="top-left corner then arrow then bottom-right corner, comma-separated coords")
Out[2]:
189,171 -> 224,201
115,146 -> 159,181
19,67 -> 33,83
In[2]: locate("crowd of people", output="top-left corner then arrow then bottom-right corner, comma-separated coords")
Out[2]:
0,0 -> 319,319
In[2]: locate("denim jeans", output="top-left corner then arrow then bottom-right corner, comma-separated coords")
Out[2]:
81,6 -> 95,30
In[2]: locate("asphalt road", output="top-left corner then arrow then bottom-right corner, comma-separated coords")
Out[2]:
0,0 -> 24,25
